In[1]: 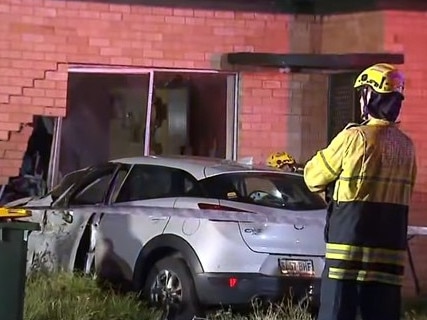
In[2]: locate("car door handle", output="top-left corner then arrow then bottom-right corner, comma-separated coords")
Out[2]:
150,216 -> 168,221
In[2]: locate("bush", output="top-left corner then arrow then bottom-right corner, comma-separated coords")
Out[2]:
24,272 -> 160,320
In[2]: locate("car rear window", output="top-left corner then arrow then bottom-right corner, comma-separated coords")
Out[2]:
199,172 -> 327,211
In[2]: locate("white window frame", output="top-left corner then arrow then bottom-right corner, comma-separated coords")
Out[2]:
47,66 -> 239,189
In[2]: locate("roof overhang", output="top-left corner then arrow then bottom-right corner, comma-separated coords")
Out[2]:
224,52 -> 404,73
52,0 -> 427,15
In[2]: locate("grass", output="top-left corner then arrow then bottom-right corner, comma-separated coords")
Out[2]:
207,299 -> 314,320
404,297 -> 427,320
24,272 -> 427,320
24,272 -> 161,320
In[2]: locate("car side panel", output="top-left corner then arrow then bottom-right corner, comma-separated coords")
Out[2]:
163,217 -> 268,273
26,207 -> 92,273
95,209 -> 171,282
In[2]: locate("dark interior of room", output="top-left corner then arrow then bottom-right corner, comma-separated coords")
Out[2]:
153,72 -> 229,159
60,73 -> 149,177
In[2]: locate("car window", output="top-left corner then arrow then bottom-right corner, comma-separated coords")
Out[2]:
68,169 -> 116,206
114,165 -> 202,203
109,166 -> 131,203
48,169 -> 89,202
199,172 -> 327,211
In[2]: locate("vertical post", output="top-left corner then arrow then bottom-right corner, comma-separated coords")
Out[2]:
144,70 -> 155,156
232,73 -> 240,161
46,117 -> 63,190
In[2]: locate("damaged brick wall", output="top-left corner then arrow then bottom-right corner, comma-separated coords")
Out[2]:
0,57 -> 68,183
0,0 -> 290,182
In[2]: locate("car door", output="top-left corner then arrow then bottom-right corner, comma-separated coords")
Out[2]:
97,164 -> 177,276
37,163 -> 120,272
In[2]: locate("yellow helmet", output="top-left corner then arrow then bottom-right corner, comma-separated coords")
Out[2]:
354,63 -> 405,94
266,152 -> 296,169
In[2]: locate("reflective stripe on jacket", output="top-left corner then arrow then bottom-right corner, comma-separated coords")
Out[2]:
304,118 -> 417,286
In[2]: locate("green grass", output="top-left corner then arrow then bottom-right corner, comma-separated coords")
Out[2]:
24,272 -> 427,320
24,272 -> 160,320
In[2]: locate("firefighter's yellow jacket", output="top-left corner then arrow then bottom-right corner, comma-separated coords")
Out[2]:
304,118 -> 417,286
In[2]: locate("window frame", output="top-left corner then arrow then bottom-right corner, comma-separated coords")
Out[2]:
112,164 -> 203,203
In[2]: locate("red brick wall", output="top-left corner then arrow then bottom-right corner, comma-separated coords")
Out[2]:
239,72 -> 289,160
286,12 -> 385,164
383,10 -> 427,295
0,0 -> 289,182
288,11 -> 427,295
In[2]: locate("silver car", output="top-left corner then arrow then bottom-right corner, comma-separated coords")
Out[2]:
11,156 -> 327,320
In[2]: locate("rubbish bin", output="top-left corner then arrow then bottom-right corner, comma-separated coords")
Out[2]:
0,217 -> 40,320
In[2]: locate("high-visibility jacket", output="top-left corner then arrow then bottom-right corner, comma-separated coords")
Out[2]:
304,118 -> 417,286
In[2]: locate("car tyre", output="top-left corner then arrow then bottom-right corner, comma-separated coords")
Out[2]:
144,257 -> 202,320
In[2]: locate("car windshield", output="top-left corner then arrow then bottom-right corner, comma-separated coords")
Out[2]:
48,169 -> 88,202
199,172 -> 327,211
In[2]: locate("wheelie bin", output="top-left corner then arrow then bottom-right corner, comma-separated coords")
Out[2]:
0,207 -> 40,320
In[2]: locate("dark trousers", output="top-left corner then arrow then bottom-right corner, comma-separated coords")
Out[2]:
317,262 -> 402,320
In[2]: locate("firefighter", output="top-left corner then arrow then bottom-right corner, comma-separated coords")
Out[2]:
303,63 -> 417,320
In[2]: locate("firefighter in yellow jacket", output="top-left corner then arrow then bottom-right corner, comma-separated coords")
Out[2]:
304,63 -> 417,320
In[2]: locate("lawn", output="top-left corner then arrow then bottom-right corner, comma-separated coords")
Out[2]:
24,272 -> 427,320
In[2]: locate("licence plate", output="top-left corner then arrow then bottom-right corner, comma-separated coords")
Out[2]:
279,258 -> 315,277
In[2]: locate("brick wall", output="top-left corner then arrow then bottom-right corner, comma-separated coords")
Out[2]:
0,0 -> 290,182
238,72 -> 289,160
288,11 -> 427,294
321,12 -> 384,53
286,12 -> 385,164
383,10 -> 427,295
286,16 -> 327,162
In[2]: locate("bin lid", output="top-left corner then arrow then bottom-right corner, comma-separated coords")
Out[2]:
0,207 -> 32,219
0,207 -> 40,231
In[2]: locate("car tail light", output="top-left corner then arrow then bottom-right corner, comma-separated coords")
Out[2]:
197,203 -> 251,213
228,277 -> 238,288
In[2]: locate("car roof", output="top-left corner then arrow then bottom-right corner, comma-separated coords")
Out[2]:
110,155 -> 300,180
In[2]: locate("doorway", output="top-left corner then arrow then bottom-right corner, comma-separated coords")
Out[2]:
56,68 -> 238,182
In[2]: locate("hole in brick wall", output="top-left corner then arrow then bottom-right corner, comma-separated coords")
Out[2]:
0,116 -> 55,205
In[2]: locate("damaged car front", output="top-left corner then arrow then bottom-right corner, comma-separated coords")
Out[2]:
5,167 -> 99,274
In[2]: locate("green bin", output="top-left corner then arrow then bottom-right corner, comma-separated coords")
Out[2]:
0,221 -> 40,320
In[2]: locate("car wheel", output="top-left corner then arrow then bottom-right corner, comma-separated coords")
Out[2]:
144,257 -> 201,320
